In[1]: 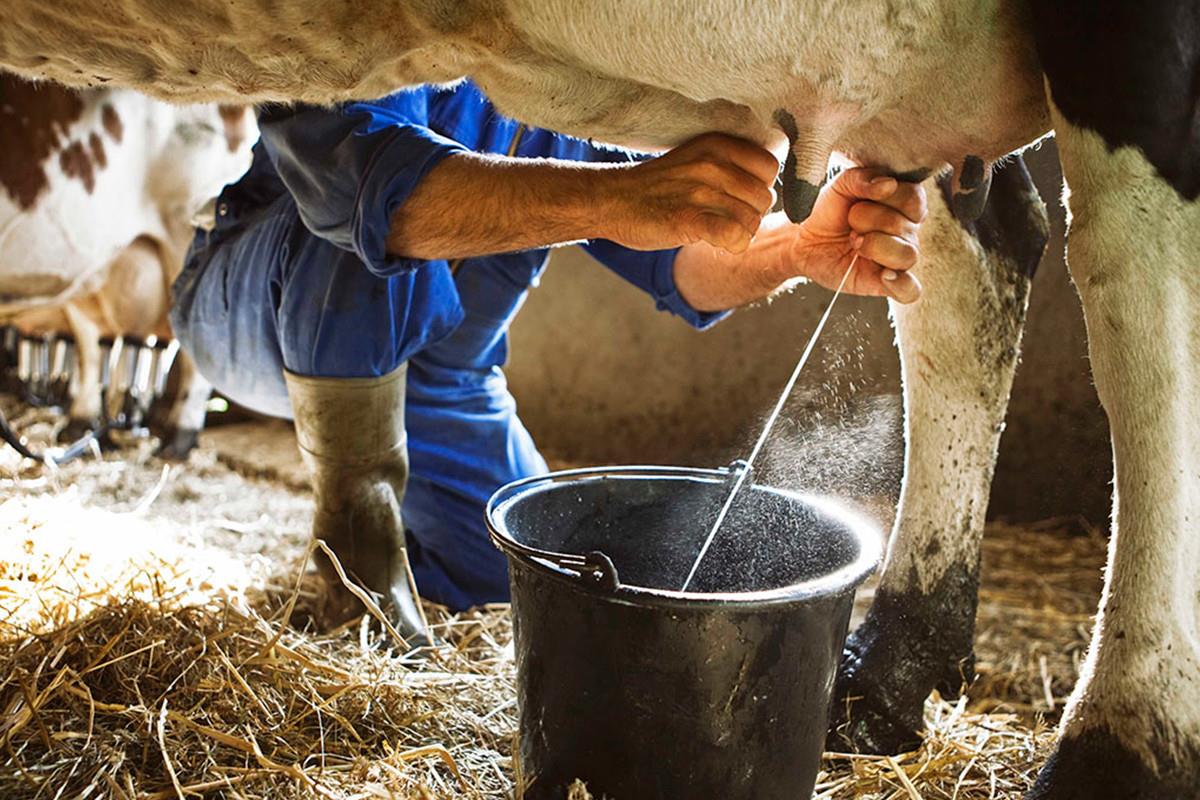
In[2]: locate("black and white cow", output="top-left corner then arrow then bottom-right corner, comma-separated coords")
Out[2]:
0,1 -> 1196,796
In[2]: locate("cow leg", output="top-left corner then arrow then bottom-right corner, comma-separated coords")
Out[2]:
59,301 -> 103,441
830,157 -> 1048,753
153,347 -> 210,460
1027,111 -> 1200,800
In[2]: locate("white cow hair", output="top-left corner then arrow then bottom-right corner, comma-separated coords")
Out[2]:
1051,107 -> 1200,774
884,177 -> 1030,594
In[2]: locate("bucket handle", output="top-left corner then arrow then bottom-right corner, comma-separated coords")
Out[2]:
493,525 -> 620,590
488,463 -> 754,592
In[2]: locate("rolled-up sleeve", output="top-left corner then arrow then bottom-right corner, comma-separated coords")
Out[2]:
580,239 -> 729,330
565,137 -> 728,329
258,97 -> 468,277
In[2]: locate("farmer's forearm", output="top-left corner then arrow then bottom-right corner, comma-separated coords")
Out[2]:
386,152 -> 618,260
387,133 -> 780,261
671,212 -> 799,312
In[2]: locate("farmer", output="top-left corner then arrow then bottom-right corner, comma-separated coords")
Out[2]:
170,80 -> 926,642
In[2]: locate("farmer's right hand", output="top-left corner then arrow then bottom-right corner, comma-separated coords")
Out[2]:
599,133 -> 779,254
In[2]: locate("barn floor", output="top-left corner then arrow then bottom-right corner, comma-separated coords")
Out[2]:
0,401 -> 1106,799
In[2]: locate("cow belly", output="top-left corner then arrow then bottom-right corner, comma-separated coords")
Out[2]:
0,198 -> 148,312
0,0 -> 429,104
498,0 -> 1048,159
0,1 -> 1049,173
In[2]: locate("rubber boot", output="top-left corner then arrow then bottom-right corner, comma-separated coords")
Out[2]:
285,364 -> 430,646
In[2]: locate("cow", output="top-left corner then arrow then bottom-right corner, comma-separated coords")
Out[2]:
0,74 -> 255,457
0,2 -> 1196,797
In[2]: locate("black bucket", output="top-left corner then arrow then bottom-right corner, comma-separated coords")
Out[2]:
487,465 -> 881,800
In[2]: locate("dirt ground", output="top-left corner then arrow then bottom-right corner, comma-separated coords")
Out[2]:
0,400 -> 1104,799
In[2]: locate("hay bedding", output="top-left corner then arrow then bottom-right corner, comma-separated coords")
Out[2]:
0,401 -> 1103,799
0,596 -> 517,799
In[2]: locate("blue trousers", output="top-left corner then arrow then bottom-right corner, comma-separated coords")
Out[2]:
170,196 -> 547,611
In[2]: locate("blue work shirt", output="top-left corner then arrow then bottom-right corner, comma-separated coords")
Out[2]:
216,82 -> 722,378
171,80 -> 728,610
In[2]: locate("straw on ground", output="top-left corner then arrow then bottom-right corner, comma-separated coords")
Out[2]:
0,404 -> 1101,798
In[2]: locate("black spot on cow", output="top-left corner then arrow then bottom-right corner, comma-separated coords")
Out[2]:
939,155 -> 1049,279
1029,725 -> 1200,800
952,155 -> 994,222
959,155 -> 985,190
829,561 -> 981,754
1032,0 -> 1200,200
424,3 -> 479,34
0,72 -> 84,208
782,176 -> 821,223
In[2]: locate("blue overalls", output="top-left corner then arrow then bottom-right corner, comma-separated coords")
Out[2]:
170,81 -> 726,611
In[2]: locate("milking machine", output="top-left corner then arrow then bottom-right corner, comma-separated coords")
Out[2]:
0,325 -> 180,464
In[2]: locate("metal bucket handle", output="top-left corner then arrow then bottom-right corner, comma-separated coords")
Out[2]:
508,545 -> 621,591
487,463 -> 746,592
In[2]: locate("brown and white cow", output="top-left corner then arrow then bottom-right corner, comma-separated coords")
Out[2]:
0,74 -> 255,457
0,2 -> 1196,797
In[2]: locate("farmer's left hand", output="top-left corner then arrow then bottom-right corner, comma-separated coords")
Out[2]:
792,167 -> 927,303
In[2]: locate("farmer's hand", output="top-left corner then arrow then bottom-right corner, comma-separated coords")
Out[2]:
599,133 -> 779,254
791,167 -> 927,303
672,166 -> 928,312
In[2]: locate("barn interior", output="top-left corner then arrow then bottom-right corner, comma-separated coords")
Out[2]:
0,119 -> 1114,800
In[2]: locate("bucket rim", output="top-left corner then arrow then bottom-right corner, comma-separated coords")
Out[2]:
486,464 -> 883,608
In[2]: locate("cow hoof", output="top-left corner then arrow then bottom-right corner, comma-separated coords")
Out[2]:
1028,727 -> 1200,800
58,418 -> 97,445
828,567 -> 979,754
828,626 -> 928,754
58,418 -> 116,451
155,427 -> 199,461
827,684 -> 925,754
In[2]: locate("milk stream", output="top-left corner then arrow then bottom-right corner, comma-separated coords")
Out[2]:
680,254 -> 861,592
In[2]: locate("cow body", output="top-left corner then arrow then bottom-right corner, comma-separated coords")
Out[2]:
0,1 -> 1050,201
1,2 -> 1197,797
0,75 -> 255,453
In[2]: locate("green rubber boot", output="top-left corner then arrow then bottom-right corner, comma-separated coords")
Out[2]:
286,364 -> 429,646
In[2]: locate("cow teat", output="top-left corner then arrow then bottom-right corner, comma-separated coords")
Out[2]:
772,108 -> 837,224
951,155 -> 993,223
